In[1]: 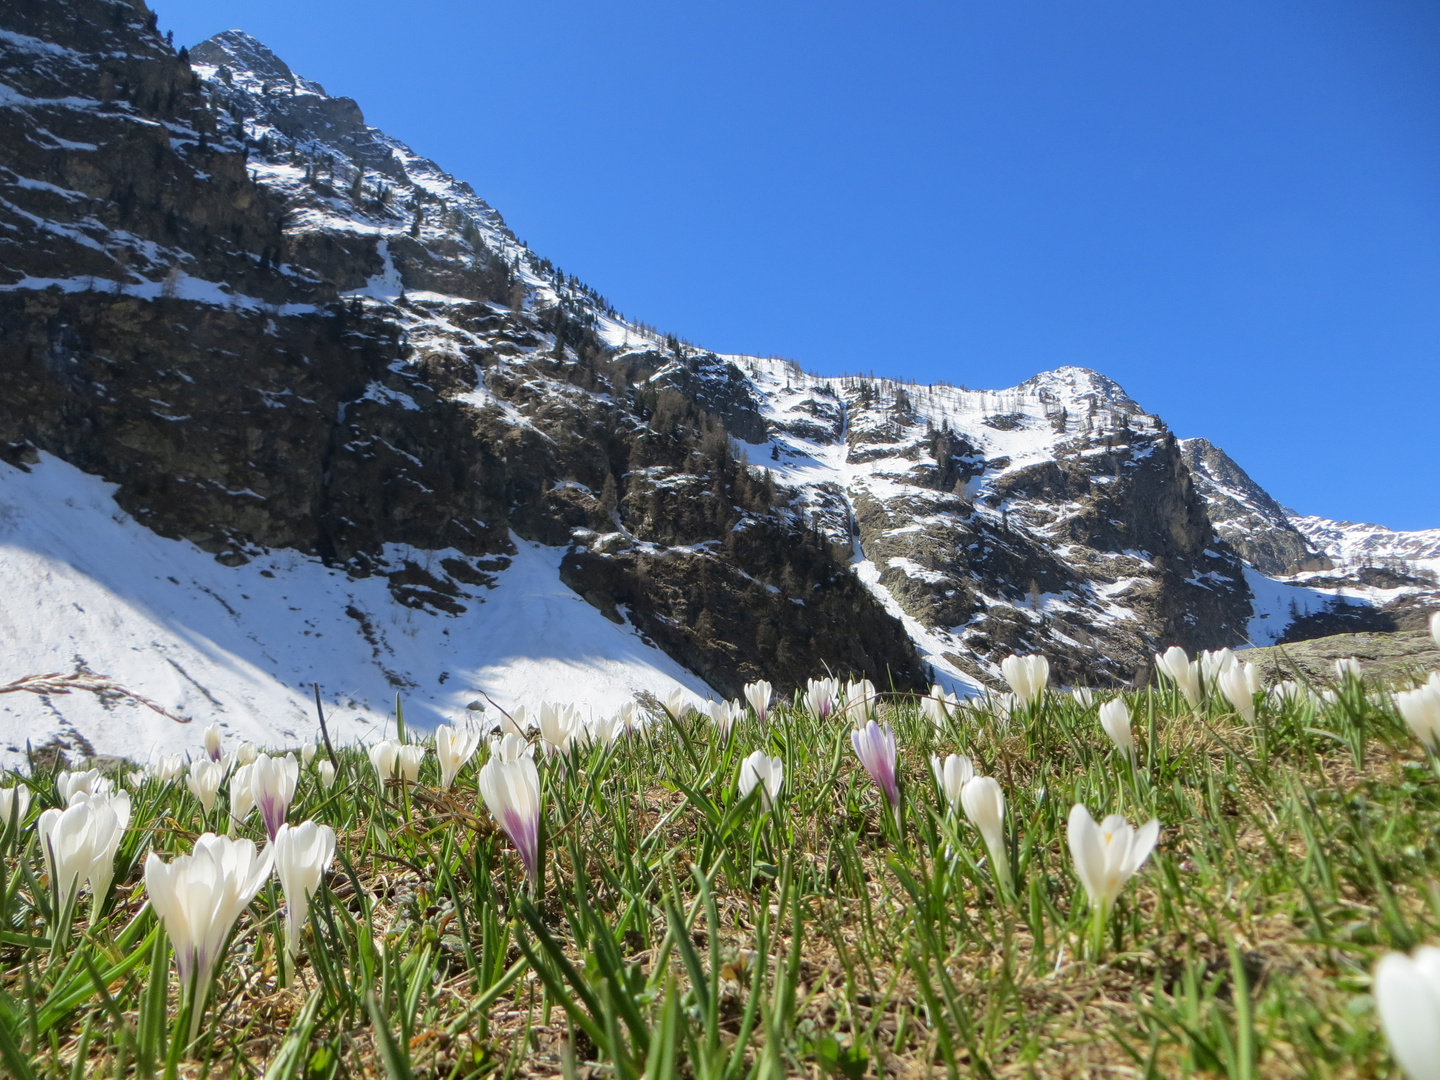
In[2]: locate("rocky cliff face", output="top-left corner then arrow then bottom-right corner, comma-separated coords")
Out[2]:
0,0 -> 1292,711
1179,438 -> 1330,576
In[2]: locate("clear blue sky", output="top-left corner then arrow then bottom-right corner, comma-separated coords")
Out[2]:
158,1 -> 1440,530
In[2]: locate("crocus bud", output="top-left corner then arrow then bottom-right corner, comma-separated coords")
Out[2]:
0,784 -> 31,832
437,724 -> 481,789
1431,611 -> 1440,651
274,820 -> 336,975
744,680 -> 773,723
317,760 -> 337,789
1396,682 -> 1440,752
1098,698 -> 1133,758
396,744 -> 425,784
738,751 -> 784,808
149,754 -> 186,783
1066,804 -> 1159,914
478,755 -> 542,888
235,742 -> 258,767
145,834 -> 274,1041
250,753 -> 299,841
960,776 -> 1011,892
228,763 -> 255,836
1218,662 -> 1263,723
368,739 -> 400,781
1154,646 -> 1201,705
187,759 -> 224,815
203,723 -> 223,761
1373,944 -> 1440,1080
664,688 -> 690,719
1071,687 -> 1096,709
301,743 -> 317,766
1334,657 -> 1362,682
929,753 -> 973,810
1000,654 -> 1049,706
851,720 -> 901,826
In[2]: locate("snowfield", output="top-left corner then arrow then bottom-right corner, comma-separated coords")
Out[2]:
0,454 -> 712,767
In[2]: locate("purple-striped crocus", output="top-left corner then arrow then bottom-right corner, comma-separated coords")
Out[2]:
478,754 -> 542,891
144,833 -> 274,1042
249,752 -> 299,841
850,719 -> 901,827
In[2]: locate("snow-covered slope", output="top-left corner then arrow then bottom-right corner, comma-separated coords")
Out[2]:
2,4 -> 1423,769
1289,516 -> 1440,580
0,454 -> 710,766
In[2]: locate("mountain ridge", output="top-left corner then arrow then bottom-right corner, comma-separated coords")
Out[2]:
0,0 -> 1429,763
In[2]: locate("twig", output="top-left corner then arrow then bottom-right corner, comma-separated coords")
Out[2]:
313,683 -> 339,767
0,671 -> 191,724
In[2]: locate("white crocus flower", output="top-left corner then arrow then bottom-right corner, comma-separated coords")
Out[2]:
396,744 -> 425,784
0,784 -> 31,833
273,820 -> 336,982
738,751 -> 784,809
144,834 -> 275,1041
228,763 -> 255,836
1334,657 -> 1363,682
1431,611 -> 1440,651
75,789 -> 130,914
842,679 -> 878,723
186,759 -> 224,816
148,754 -> 186,783
987,692 -> 1017,726
539,703 -> 580,756
960,776 -> 1011,893
1098,698 -> 1134,759
744,680 -> 773,723
56,768 -> 109,803
489,732 -> 532,763
478,755 -> 542,889
1395,681 -> 1440,752
1000,654 -> 1049,707
1066,804 -> 1160,945
589,712 -> 624,748
1218,662 -> 1263,723
203,723 -> 223,761
706,699 -> 742,743
235,742 -> 258,767
436,724 -> 481,789
851,720 -> 901,828
1070,687 -> 1096,709
1199,648 -> 1236,692
929,753 -> 973,810
805,677 -> 841,720
1373,944 -> 1440,1080
317,760 -> 337,789
368,740 -> 400,782
1155,646 -> 1201,705
38,800 -> 104,943
301,743 -> 317,766
250,753 -> 299,840
664,688 -> 691,719
921,684 -> 959,727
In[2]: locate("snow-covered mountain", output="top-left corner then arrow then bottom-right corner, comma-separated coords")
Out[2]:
0,2 -> 1418,764
1288,516 -> 1440,580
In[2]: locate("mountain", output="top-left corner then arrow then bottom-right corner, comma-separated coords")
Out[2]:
1178,438 -> 1330,576
0,0 -> 1389,763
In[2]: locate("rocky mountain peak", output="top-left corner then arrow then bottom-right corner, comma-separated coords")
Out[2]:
3,0 -> 1407,761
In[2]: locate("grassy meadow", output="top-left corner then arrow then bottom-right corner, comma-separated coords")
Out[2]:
1,654 -> 1437,1079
